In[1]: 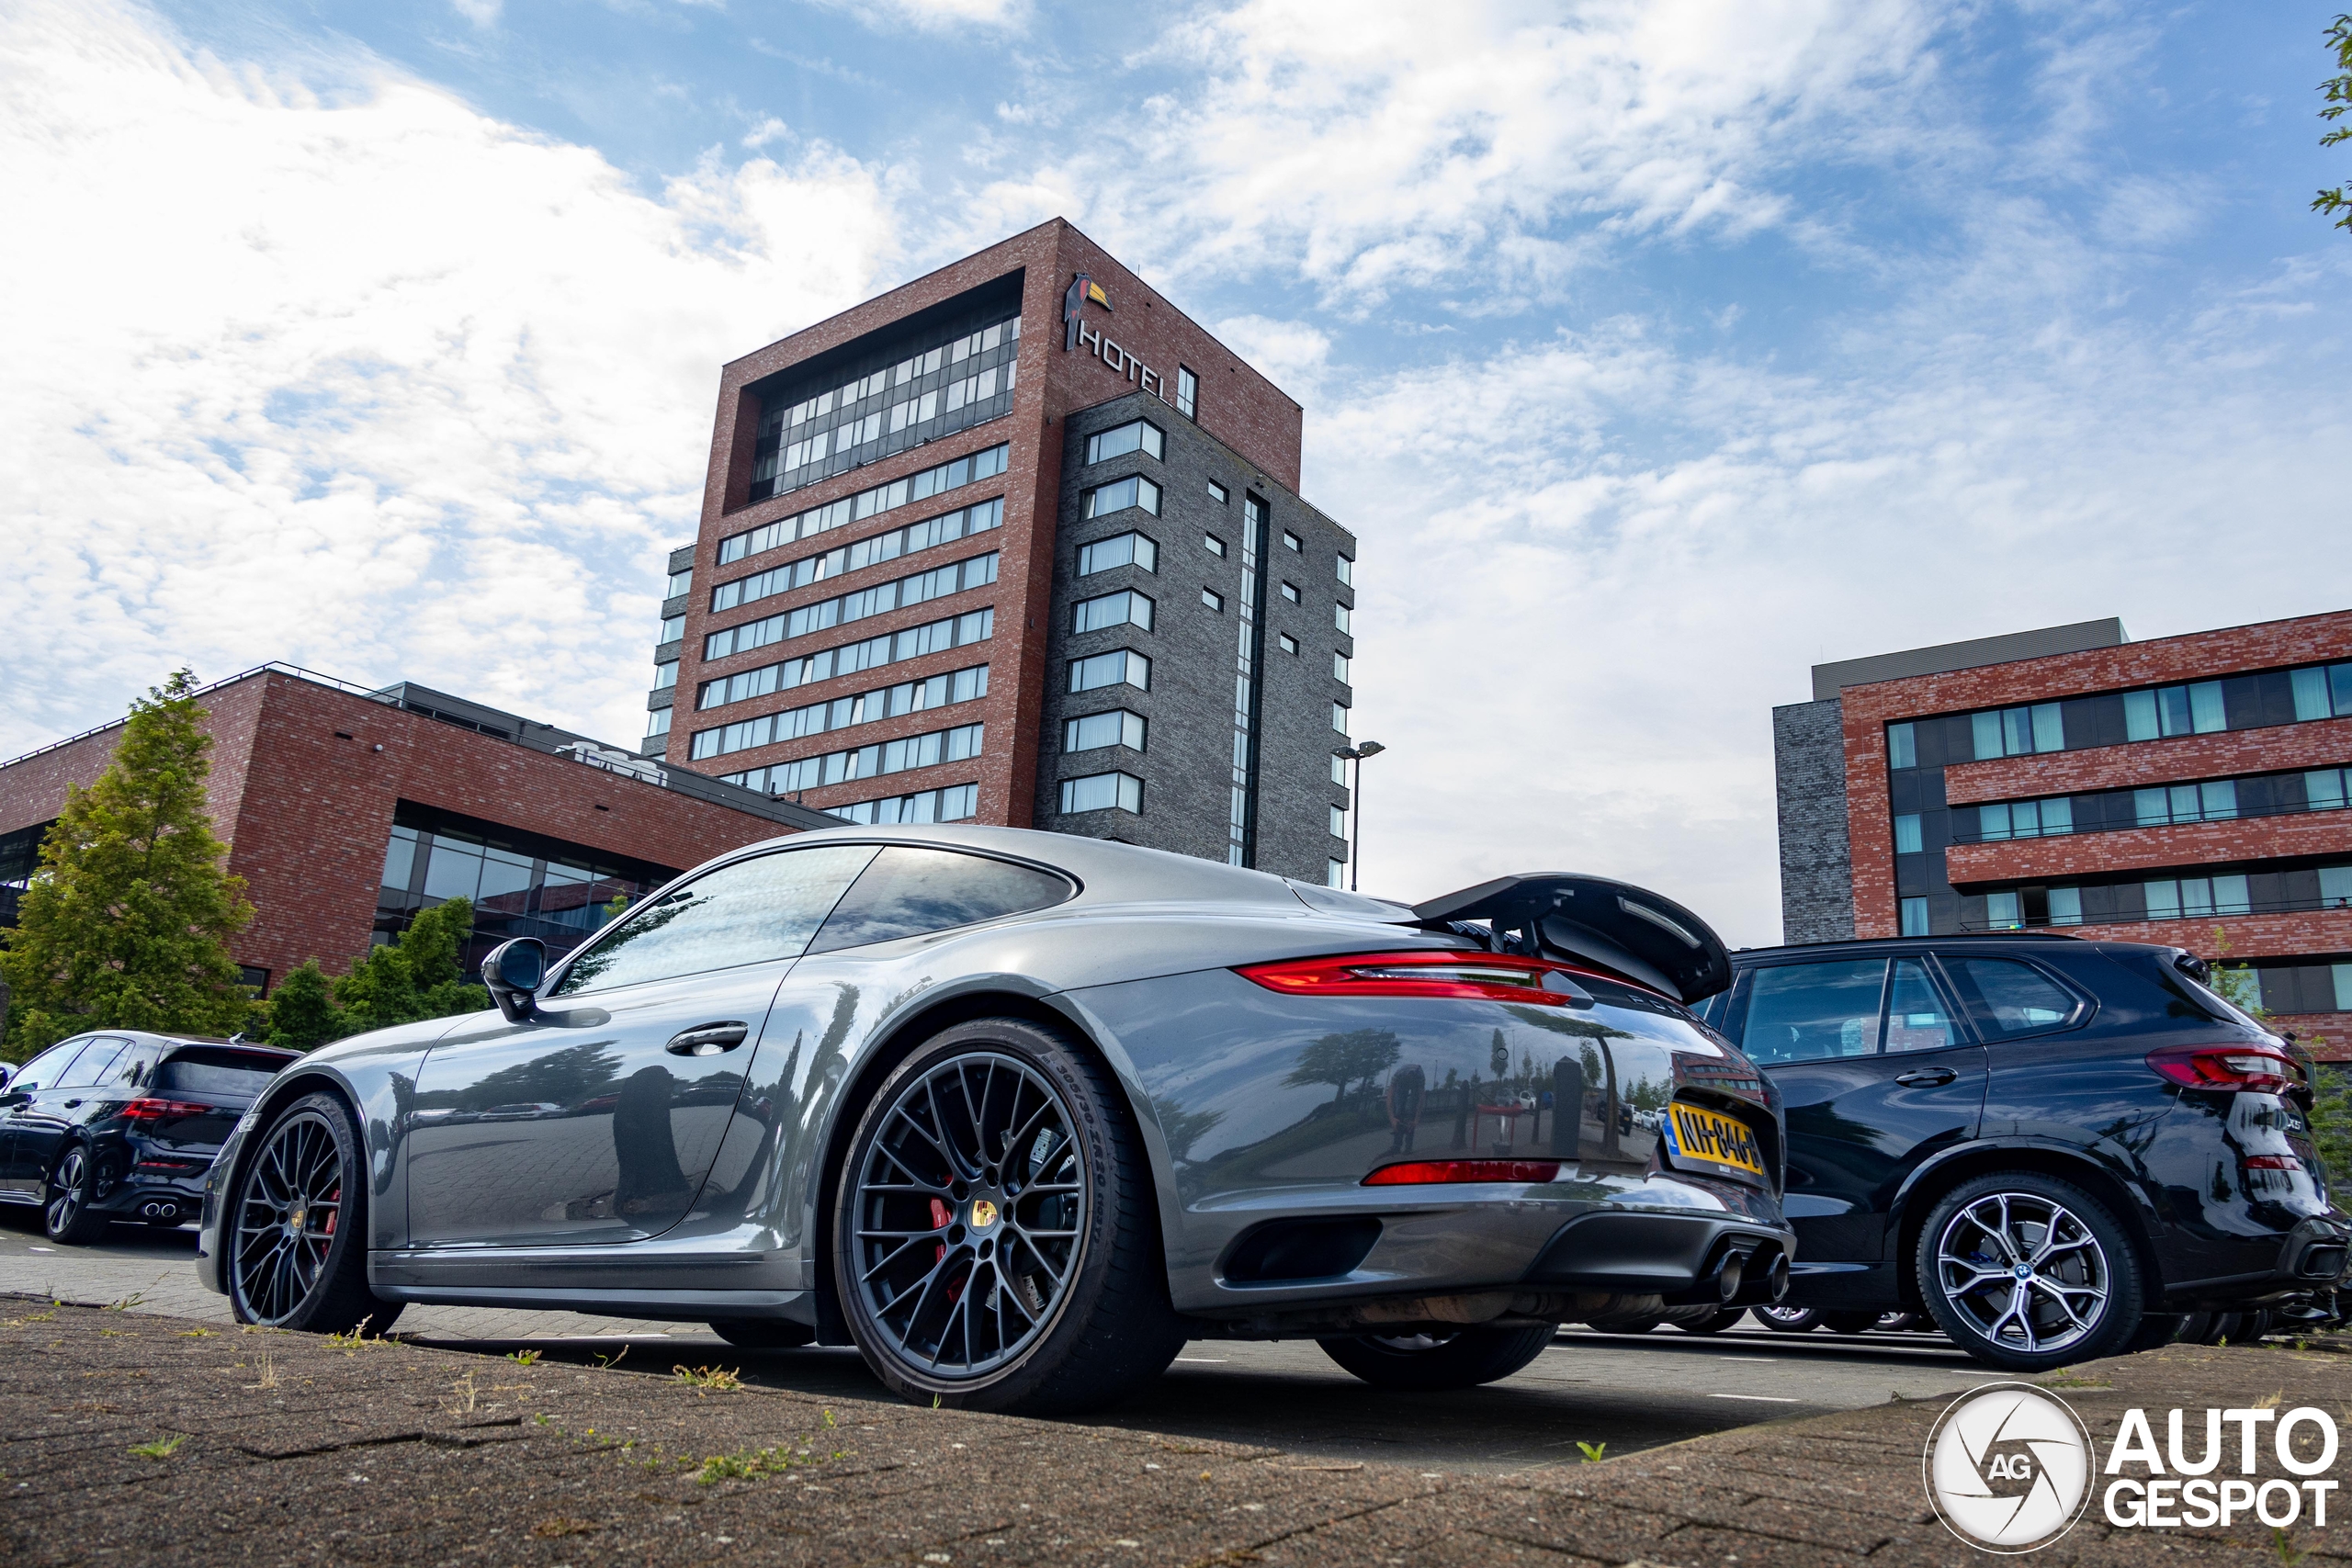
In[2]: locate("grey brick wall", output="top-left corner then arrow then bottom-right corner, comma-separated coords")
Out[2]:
1773,696 -> 1855,944
1037,394 -> 1353,882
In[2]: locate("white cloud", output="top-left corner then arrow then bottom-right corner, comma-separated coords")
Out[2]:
810,0 -> 1029,32
0,0 -> 899,755
448,0 -> 501,27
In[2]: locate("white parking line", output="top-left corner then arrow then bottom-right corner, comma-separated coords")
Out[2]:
1178,1357 -> 1228,1363
1709,1393 -> 1799,1403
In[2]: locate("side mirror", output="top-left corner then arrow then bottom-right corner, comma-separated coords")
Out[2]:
480,938 -> 548,1023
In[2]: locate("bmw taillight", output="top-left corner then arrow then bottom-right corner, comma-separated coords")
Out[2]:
2145,1045 -> 2303,1094
119,1099 -> 215,1122
1236,950 -> 1607,1007
1363,1159 -> 1562,1186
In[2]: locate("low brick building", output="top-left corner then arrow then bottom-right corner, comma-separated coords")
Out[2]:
0,666 -> 836,992
1774,613 -> 2352,1054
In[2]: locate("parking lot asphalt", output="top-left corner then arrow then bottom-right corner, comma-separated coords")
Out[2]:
0,1218 -> 2003,1472
6,1298 -> 2344,1567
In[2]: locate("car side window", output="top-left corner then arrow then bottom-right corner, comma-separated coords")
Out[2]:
9,1039 -> 92,1093
55,1038 -> 131,1089
1738,961 -> 1887,1064
552,844 -> 880,997
1883,959 -> 1959,1052
808,847 -> 1077,954
1941,956 -> 2079,1041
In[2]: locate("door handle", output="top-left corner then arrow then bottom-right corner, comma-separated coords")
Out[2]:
62,1100 -> 84,1109
665,1022 -> 749,1057
1894,1067 -> 1958,1089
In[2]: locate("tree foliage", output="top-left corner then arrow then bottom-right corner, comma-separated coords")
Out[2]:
1283,1029 -> 1402,1104
262,960 -> 345,1051
1,671 -> 255,1061
2318,14 -> 2352,232
265,897 -> 490,1049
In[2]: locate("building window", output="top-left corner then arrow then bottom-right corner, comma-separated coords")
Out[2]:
1333,603 -> 1351,635
1332,650 -> 1350,683
1065,710 -> 1146,754
1984,891 -> 2022,931
2311,769 -> 2351,810
825,782 -> 980,825
1202,588 -> 1224,612
1085,420 -> 1165,466
2143,875 -> 2253,920
1335,555 -> 1352,587
1330,754 -> 1348,786
698,610 -> 992,711
2048,887 -> 2083,925
2124,682 -> 2224,740
712,497 -> 1003,614
1207,481 -> 1228,505
1977,797 -> 2074,840
2291,663 -> 2352,721
2132,780 -> 2237,827
704,552 -> 998,662
1070,650 -> 1150,694
1329,804 -> 1346,839
1328,858 -> 1345,888
693,713 -> 983,773
660,615 -> 684,645
1077,532 -> 1157,577
1279,581 -> 1300,604
1280,634 -> 1298,655
1176,367 -> 1198,419
1204,533 -> 1226,557
652,660 -> 677,690
1283,530 -> 1302,552
1894,814 -> 1923,854
1061,771 -> 1143,815
1331,702 -> 1350,735
1082,475 -> 1161,519
690,665 -> 990,754
1074,590 -> 1154,634
1887,722 -> 1917,770
2324,864 -> 2352,908
1900,897 -> 1929,936
645,708 -> 672,738
727,443 -> 1011,561
666,568 -> 694,597
1971,704 -> 2063,760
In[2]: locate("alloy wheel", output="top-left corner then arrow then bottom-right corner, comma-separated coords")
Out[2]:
1933,1190 -> 2109,1355
232,1109 -> 348,1324
45,1146 -> 91,1236
847,1051 -> 1087,1380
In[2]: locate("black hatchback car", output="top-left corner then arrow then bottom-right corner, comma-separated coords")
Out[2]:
0,1032 -> 297,1243
1692,933 -> 2347,1370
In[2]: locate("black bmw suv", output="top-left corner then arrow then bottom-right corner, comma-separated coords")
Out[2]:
0,1032 -> 297,1243
1693,933 -> 2347,1370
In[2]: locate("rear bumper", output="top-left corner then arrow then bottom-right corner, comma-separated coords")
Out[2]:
2160,1214 -> 2352,1309
1525,1210 -> 1796,1307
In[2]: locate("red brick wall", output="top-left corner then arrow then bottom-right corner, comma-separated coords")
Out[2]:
1,671 -> 801,990
1946,816 -> 2352,886
670,219 -> 1306,831
1842,610 -> 2352,940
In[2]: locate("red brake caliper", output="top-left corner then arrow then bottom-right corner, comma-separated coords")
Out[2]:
322,1186 -> 339,1235
929,1197 -> 950,1264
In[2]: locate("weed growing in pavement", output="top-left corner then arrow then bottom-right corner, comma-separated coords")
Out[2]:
672,1364 -> 743,1393
128,1435 -> 186,1460
98,1328 -> 131,1337
245,1349 -> 280,1389
449,1371 -> 481,1414
105,1292 -> 145,1313
178,1327 -> 216,1338
507,1348 -> 543,1368
324,1315 -> 395,1352
593,1346 -> 629,1370
1576,1442 -> 1606,1463
2,1309 -> 59,1328
2277,1527 -> 2309,1565
531,1517 -> 599,1538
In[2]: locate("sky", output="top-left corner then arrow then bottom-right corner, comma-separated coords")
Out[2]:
2,0 -> 2346,946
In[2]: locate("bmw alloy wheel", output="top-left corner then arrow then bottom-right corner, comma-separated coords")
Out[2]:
1932,1191 -> 2109,1356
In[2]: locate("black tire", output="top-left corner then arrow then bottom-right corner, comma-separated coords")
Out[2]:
227,1091 -> 402,1336
832,1017 -> 1183,1415
1916,1171 -> 2145,1371
43,1142 -> 111,1245
1318,1325 -> 1555,1390
1753,1305 -> 1821,1333
1876,1311 -> 1925,1333
2123,1313 -> 2187,1353
1821,1310 -> 1883,1336
708,1318 -> 817,1349
1672,1308 -> 1747,1335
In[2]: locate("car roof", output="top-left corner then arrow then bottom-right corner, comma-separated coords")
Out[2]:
49,1031 -> 299,1059
1729,932 -> 2170,964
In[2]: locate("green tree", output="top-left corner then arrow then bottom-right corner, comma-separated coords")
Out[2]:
263,960 -> 345,1050
1283,1029 -> 1402,1105
1,671 -> 254,1061
2317,14 -> 2352,233
332,897 -> 488,1035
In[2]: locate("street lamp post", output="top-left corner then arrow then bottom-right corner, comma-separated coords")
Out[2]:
1339,740 -> 1384,892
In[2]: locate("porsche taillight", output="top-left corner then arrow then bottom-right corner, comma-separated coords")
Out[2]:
2144,1045 -> 2302,1094
1235,950 -> 1608,1007
1363,1159 -> 1562,1186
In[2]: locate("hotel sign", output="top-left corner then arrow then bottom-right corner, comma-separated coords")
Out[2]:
1062,272 -> 1170,402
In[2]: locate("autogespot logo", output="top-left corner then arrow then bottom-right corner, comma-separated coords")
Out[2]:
1923,1383 -> 2094,1553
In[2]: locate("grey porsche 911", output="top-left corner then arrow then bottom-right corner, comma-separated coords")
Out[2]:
197,825 -> 1792,1414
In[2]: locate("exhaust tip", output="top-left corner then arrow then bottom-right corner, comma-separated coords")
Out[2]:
1714,1256 -> 1745,1303
1766,1252 -> 1791,1303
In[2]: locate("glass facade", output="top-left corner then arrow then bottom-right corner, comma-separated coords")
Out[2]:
1065,709 -> 1146,754
748,312 -> 1019,503
1084,419 -> 1163,466
714,721 -> 982,795
1073,590 -> 1153,634
722,444 -> 1010,564
1225,496 -> 1271,865
1061,770 -> 1143,816
1070,650 -> 1149,694
1078,532 -> 1156,576
825,782 -> 979,826
713,498 -> 1001,614
704,552 -> 997,661
376,806 -> 673,964
692,665 -> 988,760
697,609 -> 992,711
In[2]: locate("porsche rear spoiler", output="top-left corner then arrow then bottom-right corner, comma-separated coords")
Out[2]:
1409,873 -> 1732,1006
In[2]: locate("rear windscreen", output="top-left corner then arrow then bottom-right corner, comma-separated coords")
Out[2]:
156,1051 -> 287,1100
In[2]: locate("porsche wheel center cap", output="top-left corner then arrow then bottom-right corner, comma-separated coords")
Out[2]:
288,1206 -> 307,1234
969,1199 -> 999,1231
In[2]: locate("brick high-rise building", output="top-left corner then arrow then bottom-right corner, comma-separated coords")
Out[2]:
1773,612 -> 2352,1052
642,220 -> 1359,886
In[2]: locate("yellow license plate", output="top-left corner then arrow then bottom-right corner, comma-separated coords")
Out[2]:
1665,1103 -> 1766,1182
